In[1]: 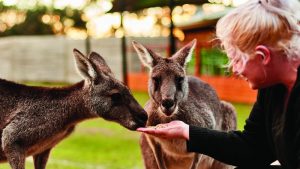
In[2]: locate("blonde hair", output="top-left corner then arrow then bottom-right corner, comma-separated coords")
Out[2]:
216,0 -> 300,68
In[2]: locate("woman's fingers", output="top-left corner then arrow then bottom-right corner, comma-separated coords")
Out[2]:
137,127 -> 169,136
169,120 -> 183,125
136,121 -> 189,139
137,127 -> 155,132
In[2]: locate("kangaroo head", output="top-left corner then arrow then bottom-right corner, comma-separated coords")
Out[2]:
133,40 -> 196,116
73,49 -> 147,130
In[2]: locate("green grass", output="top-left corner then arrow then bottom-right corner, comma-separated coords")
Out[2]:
234,103 -> 253,130
0,91 -> 253,169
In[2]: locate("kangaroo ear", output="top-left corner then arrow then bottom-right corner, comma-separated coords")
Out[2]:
171,39 -> 197,67
132,41 -> 159,68
88,51 -> 114,77
73,48 -> 97,81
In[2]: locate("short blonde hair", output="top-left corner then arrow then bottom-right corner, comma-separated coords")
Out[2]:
216,0 -> 300,67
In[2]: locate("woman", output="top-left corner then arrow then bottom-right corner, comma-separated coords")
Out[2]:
137,0 -> 300,168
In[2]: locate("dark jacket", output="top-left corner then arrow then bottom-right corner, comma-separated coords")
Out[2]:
187,69 -> 300,169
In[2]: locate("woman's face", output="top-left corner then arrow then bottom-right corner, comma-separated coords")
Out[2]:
231,53 -> 269,90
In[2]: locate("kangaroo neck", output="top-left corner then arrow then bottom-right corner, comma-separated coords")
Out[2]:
50,82 -> 96,125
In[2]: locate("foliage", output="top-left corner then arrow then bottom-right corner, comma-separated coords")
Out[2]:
186,52 -> 196,75
0,1 -> 16,11
1,7 -> 53,36
185,48 -> 230,76
0,4 -> 86,36
200,48 -> 229,76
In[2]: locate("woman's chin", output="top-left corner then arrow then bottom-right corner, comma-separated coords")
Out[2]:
248,82 -> 259,90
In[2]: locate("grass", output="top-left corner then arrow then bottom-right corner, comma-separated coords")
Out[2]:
234,103 -> 253,130
0,90 -> 253,169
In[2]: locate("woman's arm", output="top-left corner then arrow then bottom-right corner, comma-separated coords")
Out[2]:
187,114 -> 275,167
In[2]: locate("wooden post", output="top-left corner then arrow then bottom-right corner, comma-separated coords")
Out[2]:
168,0 -> 176,57
119,1 -> 128,85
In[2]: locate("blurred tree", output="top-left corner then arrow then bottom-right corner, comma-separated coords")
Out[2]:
0,3 -> 86,36
200,48 -> 228,76
1,7 -> 53,36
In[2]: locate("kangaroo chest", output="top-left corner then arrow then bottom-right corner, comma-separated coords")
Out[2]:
147,135 -> 199,169
148,135 -> 192,156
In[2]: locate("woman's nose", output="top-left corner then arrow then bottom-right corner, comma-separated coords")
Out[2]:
232,60 -> 245,75
232,64 -> 240,75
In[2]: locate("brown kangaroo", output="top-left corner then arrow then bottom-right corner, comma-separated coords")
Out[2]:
0,49 -> 148,169
133,40 -> 237,169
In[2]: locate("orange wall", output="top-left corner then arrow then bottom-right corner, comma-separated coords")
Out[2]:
200,75 -> 257,104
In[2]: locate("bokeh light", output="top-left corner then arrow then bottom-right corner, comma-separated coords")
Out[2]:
0,0 -> 249,39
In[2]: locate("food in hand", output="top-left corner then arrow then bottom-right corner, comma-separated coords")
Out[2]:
148,124 -> 167,129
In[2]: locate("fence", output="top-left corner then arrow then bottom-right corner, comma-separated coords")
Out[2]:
0,35 -> 167,83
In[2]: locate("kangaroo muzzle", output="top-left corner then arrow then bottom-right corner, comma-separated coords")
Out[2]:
160,99 -> 176,116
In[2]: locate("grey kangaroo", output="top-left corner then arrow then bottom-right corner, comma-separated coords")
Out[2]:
0,49 -> 148,169
132,40 -> 237,169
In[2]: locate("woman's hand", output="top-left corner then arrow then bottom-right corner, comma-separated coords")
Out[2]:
137,120 -> 190,140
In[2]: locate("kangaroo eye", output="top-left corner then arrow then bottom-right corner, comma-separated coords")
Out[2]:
152,77 -> 161,83
176,76 -> 184,83
152,77 -> 161,91
175,76 -> 184,90
111,93 -> 122,105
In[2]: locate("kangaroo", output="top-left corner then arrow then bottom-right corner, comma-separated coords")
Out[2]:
0,49 -> 148,169
132,40 -> 237,169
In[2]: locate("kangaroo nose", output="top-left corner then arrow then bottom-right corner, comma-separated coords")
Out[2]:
162,99 -> 174,109
134,110 -> 148,127
139,111 -> 148,122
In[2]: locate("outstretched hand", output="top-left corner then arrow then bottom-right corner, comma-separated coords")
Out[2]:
137,120 -> 189,140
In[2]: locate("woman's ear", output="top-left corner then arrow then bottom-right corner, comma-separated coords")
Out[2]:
255,45 -> 271,65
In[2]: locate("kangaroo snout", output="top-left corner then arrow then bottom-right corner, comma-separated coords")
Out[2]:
132,109 -> 148,129
162,99 -> 174,109
161,99 -> 176,116
137,110 -> 148,125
